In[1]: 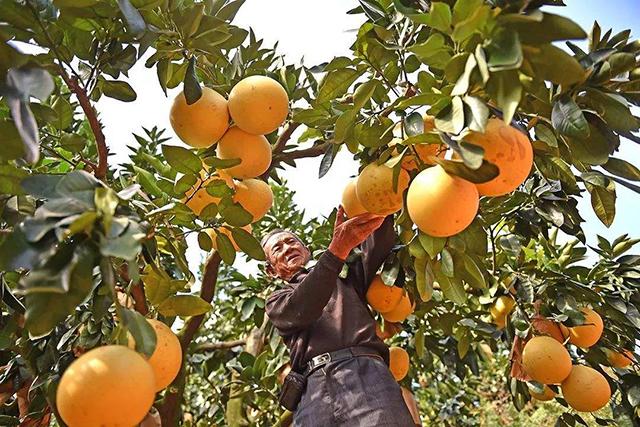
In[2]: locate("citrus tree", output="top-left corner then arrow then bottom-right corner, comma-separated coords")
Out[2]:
1,0 -> 640,426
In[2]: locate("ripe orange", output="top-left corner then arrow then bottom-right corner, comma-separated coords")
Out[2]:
606,349 -> 634,368
341,179 -> 368,218
206,224 -> 252,251
561,365 -> 611,412
183,170 -> 234,216
356,163 -> 410,215
233,178 -> 273,222
490,296 -> 515,329
522,336 -> 572,384
366,275 -> 404,313
531,316 -> 565,343
564,308 -> 603,348
389,346 -> 410,381
382,291 -> 413,323
228,75 -> 289,135
463,118 -> 533,196
406,165 -> 479,237
216,127 -> 272,179
530,385 -> 556,401
56,345 -> 155,427
145,319 -> 182,391
170,87 -> 229,148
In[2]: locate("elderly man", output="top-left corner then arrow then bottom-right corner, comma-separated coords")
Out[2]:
263,206 -> 415,426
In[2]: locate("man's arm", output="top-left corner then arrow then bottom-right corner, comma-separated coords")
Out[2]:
359,215 -> 397,291
266,251 -> 344,335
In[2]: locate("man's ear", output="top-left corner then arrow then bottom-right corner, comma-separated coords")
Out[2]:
265,263 -> 277,278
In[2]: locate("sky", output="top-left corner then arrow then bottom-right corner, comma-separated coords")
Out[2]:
90,0 -> 640,272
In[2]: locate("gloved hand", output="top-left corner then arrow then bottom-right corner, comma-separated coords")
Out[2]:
328,206 -> 385,260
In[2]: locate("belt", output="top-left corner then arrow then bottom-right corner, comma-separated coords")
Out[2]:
305,346 -> 382,375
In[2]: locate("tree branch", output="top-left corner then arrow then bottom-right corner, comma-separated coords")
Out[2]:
193,339 -> 246,353
60,73 -> 109,180
274,141 -> 332,164
272,122 -> 301,154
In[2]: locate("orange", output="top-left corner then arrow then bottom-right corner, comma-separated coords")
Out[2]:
382,291 -> 413,323
366,275 -> 404,313
564,308 -> 603,348
406,165 -> 479,237
389,347 -> 410,381
216,127 -> 272,179
606,349 -> 634,368
56,345 -> 155,427
490,296 -> 515,329
561,365 -> 611,412
463,118 -> 533,196
530,385 -> 556,401
233,178 -> 273,222
228,75 -> 289,135
183,170 -> 234,216
145,319 -> 182,391
522,336 -> 572,384
170,87 -> 229,148
532,316 -> 565,343
206,224 -> 252,251
356,163 -> 410,215
341,179 -> 368,218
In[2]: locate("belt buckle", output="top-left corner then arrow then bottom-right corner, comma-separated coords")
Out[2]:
313,352 -> 331,367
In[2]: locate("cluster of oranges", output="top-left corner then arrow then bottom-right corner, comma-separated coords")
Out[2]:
342,117 -> 534,238
171,76 -> 290,249
56,319 -> 182,426
521,308 -> 634,412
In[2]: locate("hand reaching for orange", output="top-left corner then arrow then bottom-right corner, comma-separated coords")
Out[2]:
328,206 -> 384,260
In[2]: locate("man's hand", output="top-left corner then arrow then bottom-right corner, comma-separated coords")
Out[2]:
328,206 -> 385,260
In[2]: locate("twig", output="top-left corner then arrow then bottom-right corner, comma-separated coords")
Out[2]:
193,339 -> 246,353
275,141 -> 332,164
272,122 -> 301,154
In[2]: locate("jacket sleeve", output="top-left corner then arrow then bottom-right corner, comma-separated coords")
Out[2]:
265,250 -> 344,335
356,215 -> 397,295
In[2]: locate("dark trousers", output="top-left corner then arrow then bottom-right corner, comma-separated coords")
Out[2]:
294,355 -> 416,426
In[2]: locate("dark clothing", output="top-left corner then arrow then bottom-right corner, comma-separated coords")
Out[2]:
266,216 -> 396,371
293,356 -> 415,427
266,217 -> 414,426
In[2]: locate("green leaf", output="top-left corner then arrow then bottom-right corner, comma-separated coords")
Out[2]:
458,253 -> 486,289
183,57 -> 202,105
231,227 -> 266,261
453,0 -> 483,24
414,257 -> 433,302
0,164 -> 28,195
435,96 -> 465,134
0,120 -> 25,160
486,70 -> 521,124
436,267 -> 465,305
565,121 -> 611,166
319,144 -> 339,178
198,231 -> 213,251
409,33 -> 449,65
441,248 -> 455,278
462,96 -> 489,133
524,44 -> 585,86
452,5 -> 491,42
59,133 -> 87,153
216,233 -> 236,265
602,158 -> 640,182
586,179 -> 616,227
506,12 -> 587,45
101,80 -> 137,102
424,2 -> 452,33
162,145 -> 202,174
451,54 -> 477,96
117,0 -> 146,36
316,68 -> 361,105
486,28 -> 523,71
552,96 -> 589,139
434,158 -> 499,184
418,232 -> 446,258
121,308 -> 157,358
157,295 -> 212,317
584,89 -> 638,132
220,204 -> 253,226
353,79 -> 379,110
101,218 -> 144,260
334,110 -> 357,144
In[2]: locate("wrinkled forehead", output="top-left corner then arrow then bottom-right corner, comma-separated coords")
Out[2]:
262,231 -> 305,251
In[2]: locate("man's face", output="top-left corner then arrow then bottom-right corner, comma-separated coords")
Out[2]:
263,231 -> 310,281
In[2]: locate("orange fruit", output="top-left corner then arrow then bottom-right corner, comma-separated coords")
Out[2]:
561,365 -> 611,412
389,346 -> 410,381
366,275 -> 404,313
233,178 -> 273,222
406,165 -> 479,237
341,179 -> 368,218
228,75 -> 289,135
356,163 -> 410,215
56,345 -> 155,427
206,224 -> 252,251
565,308 -> 603,348
381,291 -> 413,323
606,349 -> 634,368
490,296 -> 515,329
522,336 -> 572,384
183,170 -> 234,216
530,385 -> 556,401
170,87 -> 229,148
216,127 -> 272,179
463,118 -> 533,196
145,319 -> 182,391
531,316 -> 565,343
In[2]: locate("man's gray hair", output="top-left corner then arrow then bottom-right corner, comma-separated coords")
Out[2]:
260,229 -> 306,248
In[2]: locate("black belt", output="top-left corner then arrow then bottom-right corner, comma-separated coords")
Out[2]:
305,346 -> 382,375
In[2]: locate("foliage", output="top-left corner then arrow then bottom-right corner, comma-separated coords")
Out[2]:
0,0 -> 639,426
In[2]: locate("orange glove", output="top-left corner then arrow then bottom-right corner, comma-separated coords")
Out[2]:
328,206 -> 385,260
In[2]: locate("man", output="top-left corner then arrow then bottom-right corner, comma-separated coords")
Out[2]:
263,206 -> 416,426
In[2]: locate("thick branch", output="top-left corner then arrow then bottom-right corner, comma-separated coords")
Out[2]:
61,73 -> 108,180
193,339 -> 246,353
275,141 -> 332,164
119,264 -> 148,315
272,122 -> 301,154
